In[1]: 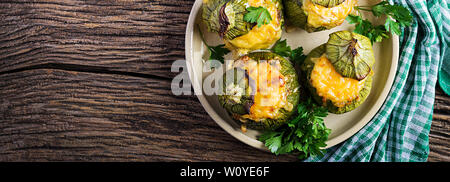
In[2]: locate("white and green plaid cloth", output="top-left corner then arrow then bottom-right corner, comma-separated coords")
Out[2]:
306,0 -> 448,162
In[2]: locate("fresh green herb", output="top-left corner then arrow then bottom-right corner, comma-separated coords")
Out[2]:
347,1 -> 413,43
197,25 -> 230,64
207,44 -> 230,63
258,98 -> 331,159
346,14 -> 390,43
244,6 -> 272,28
271,39 -> 307,64
271,39 -> 292,57
291,46 -> 307,65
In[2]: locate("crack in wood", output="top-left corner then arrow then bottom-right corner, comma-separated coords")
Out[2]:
0,63 -> 173,81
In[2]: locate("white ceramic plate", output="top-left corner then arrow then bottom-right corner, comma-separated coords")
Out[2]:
185,0 -> 398,151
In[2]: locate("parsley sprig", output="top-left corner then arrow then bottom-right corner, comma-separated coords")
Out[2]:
271,39 -> 307,65
258,98 -> 331,159
244,6 -> 272,28
197,25 -> 230,64
346,1 -> 413,43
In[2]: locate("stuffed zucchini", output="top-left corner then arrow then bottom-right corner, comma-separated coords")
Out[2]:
219,52 -> 300,130
202,0 -> 283,56
284,0 -> 357,32
301,31 -> 374,114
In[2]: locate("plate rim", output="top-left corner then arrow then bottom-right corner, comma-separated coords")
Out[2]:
185,0 -> 399,151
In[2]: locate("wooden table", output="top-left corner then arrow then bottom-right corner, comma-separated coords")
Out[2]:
0,0 -> 448,162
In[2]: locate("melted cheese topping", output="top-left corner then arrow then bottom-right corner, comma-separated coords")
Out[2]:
303,0 -> 356,29
226,0 -> 282,53
233,57 -> 290,121
310,55 -> 366,107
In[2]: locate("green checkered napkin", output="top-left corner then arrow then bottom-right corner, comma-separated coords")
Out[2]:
305,0 -> 448,162
438,0 -> 450,95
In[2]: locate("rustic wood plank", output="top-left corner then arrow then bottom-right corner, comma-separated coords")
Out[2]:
0,68 -> 298,161
428,87 -> 450,162
0,0 -> 195,78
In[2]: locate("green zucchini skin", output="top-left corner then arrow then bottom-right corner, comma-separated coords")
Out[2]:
301,44 -> 373,114
283,0 -> 307,29
326,31 -> 375,81
202,0 -> 284,41
283,0 -> 348,32
202,0 -> 252,40
219,52 -> 301,130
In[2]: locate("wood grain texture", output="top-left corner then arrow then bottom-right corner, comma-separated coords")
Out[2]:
0,0 -> 448,162
428,87 -> 450,162
0,0 -> 193,78
0,69 -> 298,161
